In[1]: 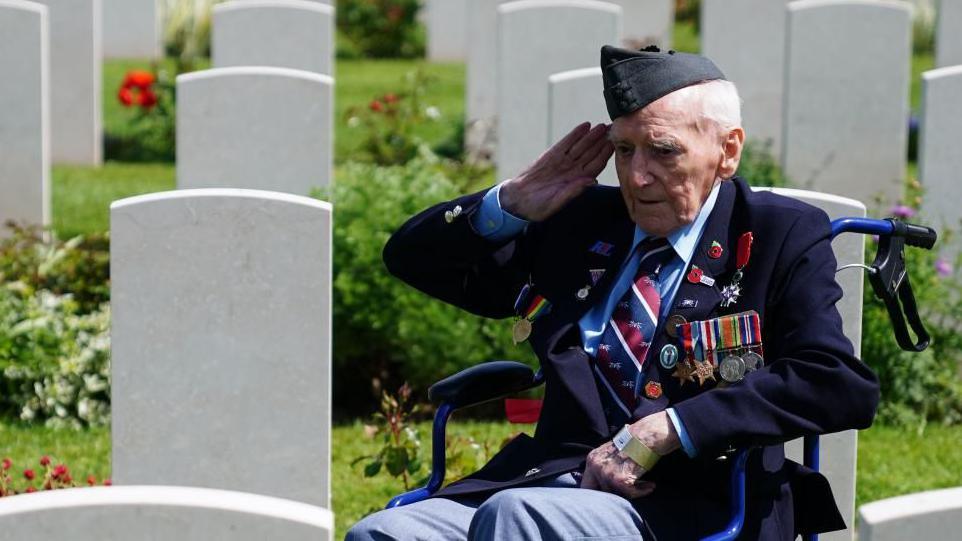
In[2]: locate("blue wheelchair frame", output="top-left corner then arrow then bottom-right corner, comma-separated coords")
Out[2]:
387,217 -> 937,541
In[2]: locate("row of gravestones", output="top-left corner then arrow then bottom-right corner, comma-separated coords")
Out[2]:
468,0 -> 962,234
0,0 -> 336,231
0,187 -> 336,538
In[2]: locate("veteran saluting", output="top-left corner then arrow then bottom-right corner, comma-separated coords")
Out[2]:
348,45 -> 880,541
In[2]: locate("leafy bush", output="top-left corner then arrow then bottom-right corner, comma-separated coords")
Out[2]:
0,285 -> 111,429
318,157 -> 536,416
104,68 -> 177,163
860,190 -> 962,429
736,140 -> 790,189
0,225 -> 109,315
337,0 -> 425,59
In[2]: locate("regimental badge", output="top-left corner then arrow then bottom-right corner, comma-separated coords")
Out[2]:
644,381 -> 663,399
659,344 -> 679,369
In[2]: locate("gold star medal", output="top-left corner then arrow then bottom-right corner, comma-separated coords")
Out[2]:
693,360 -> 716,386
672,360 -> 695,386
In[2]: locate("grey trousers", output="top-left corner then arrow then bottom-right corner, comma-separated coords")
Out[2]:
345,474 -> 654,541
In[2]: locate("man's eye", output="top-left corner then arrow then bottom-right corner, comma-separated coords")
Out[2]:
616,145 -> 633,156
652,145 -> 679,157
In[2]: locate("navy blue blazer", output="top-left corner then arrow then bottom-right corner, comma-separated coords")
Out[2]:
383,177 -> 880,540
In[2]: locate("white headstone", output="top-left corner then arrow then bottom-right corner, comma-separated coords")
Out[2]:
497,0 -> 621,181
111,189 -> 333,508
425,0 -> 468,61
34,0 -> 102,165
859,487 -> 962,541
756,187 -> 866,541
176,67 -> 333,195
782,0 -> 912,208
0,486 -> 333,541
212,0 -> 334,76
607,0 -> 673,49
919,66 -> 962,252
0,0 -> 49,230
936,0 -> 962,68
102,0 -> 159,59
548,67 -> 616,186
702,0 -> 790,159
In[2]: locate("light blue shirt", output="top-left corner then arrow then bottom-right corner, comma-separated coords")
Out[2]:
471,181 -> 723,457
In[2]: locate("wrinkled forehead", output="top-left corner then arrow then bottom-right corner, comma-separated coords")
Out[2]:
609,89 -> 700,140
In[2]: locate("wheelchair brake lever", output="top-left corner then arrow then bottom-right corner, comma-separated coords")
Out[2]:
868,219 -> 932,352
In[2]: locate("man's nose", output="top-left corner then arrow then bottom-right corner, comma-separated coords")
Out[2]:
629,153 -> 655,187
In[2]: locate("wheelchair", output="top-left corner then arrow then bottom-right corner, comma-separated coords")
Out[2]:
386,216 -> 937,541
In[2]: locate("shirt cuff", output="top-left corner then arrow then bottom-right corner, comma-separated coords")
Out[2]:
470,182 -> 529,241
666,407 -> 698,458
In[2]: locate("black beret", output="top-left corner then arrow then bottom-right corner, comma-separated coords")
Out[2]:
601,45 -> 727,120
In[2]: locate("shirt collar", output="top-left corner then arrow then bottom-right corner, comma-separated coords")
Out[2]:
631,179 -> 723,263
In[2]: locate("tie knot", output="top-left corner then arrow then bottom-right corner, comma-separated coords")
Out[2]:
637,237 -> 673,277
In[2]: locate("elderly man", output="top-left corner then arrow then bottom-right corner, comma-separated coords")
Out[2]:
347,46 -> 879,540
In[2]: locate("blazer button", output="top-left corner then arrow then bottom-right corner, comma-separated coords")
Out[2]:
444,205 -> 463,223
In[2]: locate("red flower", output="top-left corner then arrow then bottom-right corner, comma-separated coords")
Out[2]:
103,479 -> 112,486
39,456 -> 50,467
62,474 -> 73,484
1,458 -> 10,471
124,70 -> 155,88
140,89 -> 158,109
25,487 -> 36,493
369,100 -> 384,112
118,87 -> 134,106
86,475 -> 96,486
23,469 -> 35,481
384,93 -> 399,104
52,465 -> 68,479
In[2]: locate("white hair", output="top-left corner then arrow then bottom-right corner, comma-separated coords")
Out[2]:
664,79 -> 743,132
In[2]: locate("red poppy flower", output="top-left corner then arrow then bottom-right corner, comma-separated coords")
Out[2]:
384,93 -> 399,104
103,479 -> 112,486
23,469 -> 35,481
1,458 -> 10,470
52,464 -> 67,479
118,87 -> 134,106
87,475 -> 96,486
124,70 -> 155,88
140,89 -> 158,109
25,487 -> 36,493
708,245 -> 723,259
39,456 -> 50,467
369,100 -> 384,112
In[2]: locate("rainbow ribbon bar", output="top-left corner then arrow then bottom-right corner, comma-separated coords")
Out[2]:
524,295 -> 551,322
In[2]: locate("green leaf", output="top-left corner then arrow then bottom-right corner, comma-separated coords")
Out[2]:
384,446 -> 409,477
364,460 -> 382,477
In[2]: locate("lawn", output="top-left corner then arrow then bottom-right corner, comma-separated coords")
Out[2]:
2,420 -> 960,539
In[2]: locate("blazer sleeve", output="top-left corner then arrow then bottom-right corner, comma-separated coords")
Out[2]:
671,207 -> 881,454
382,187 -> 540,320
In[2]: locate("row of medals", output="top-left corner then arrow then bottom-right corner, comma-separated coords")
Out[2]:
662,316 -> 763,386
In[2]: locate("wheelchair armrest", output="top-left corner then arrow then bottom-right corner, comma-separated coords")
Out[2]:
427,360 -> 543,409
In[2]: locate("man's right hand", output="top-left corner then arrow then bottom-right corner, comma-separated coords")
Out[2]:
500,122 -> 614,222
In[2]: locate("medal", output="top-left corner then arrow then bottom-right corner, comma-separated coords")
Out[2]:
665,314 -> 687,338
693,360 -> 716,386
659,344 -> 679,369
743,351 -> 764,372
672,361 -> 695,386
720,232 -> 753,307
512,319 -> 532,344
644,381 -> 663,399
719,355 -> 746,383
512,293 -> 551,344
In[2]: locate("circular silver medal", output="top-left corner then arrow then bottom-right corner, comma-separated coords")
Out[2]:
719,355 -> 747,383
742,351 -> 764,372
660,344 -> 679,369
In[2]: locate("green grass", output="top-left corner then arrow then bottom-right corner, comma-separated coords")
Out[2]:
2,420 -> 960,538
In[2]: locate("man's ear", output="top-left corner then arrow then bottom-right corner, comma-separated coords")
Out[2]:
716,127 -> 745,179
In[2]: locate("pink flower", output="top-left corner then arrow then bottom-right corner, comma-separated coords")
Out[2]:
889,204 -> 916,219
23,469 -> 35,481
52,465 -> 67,479
935,258 -> 952,278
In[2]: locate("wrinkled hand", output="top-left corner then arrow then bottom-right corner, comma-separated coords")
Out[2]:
580,412 -> 681,499
500,122 -> 614,221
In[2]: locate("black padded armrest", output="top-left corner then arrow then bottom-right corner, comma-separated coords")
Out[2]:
428,360 -> 543,409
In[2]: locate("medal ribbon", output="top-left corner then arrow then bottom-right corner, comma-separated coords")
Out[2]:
524,295 -> 549,322
736,232 -> 753,270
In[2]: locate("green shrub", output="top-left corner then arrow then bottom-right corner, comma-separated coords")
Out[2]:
0,285 -> 111,429
737,140 -> 790,189
337,0 -> 425,59
319,157 -> 536,416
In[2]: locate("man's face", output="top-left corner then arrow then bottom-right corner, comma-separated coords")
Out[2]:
609,92 -> 728,237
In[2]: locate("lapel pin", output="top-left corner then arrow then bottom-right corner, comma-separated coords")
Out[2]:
708,241 -> 723,259
589,241 -> 615,256
576,286 -> 591,300
589,268 -> 606,285
679,298 -> 698,308
644,381 -> 663,399
686,265 -> 716,287
659,344 -> 679,369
